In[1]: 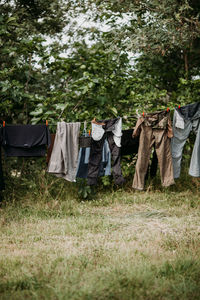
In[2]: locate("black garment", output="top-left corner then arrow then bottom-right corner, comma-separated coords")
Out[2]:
0,127 -> 5,191
121,129 -> 158,178
149,146 -> 158,178
79,136 -> 91,148
87,118 -> 125,186
144,145 -> 158,180
121,129 -> 139,156
76,139 -> 110,179
2,125 -> 51,157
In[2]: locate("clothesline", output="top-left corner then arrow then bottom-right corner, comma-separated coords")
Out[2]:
45,108 -> 171,126
52,106 -> 174,125
45,115 -> 138,126
1,106 -> 183,127
0,116 -> 138,127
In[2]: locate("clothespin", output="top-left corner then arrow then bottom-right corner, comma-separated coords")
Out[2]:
142,112 -> 145,117
178,105 -> 181,109
3,121 -> 5,127
46,120 -> 48,126
89,129 -> 91,136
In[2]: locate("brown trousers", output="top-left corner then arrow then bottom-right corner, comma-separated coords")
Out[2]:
132,125 -> 175,190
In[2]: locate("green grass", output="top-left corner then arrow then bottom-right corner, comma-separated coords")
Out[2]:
0,172 -> 200,299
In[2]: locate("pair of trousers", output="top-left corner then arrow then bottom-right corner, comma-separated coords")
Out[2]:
171,103 -> 200,178
47,122 -> 81,182
132,112 -> 174,190
121,129 -> 158,179
76,138 -> 111,179
87,118 -> 125,185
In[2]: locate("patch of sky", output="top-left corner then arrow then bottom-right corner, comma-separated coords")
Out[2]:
34,10 -> 140,68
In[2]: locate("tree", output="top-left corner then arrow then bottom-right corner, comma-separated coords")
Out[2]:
1,0 -> 200,126
70,1 -> 200,80
0,0 -> 69,122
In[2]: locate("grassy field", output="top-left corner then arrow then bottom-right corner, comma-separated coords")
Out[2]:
0,175 -> 200,300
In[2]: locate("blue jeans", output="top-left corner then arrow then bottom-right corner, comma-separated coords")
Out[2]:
76,135 -> 111,179
171,103 -> 200,178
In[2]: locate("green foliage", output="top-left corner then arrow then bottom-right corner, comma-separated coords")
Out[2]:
76,0 -> 200,55
1,0 -> 200,193
1,0 -> 200,124
0,0 -> 70,122
28,42 -> 133,125
76,178 -> 93,200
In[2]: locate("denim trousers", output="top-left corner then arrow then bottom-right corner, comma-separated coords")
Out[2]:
171,102 -> 200,178
76,135 -> 111,179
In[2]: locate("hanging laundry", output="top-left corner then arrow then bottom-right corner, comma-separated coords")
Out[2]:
76,130 -> 91,178
148,145 -> 158,179
46,133 -> 56,164
120,128 -> 159,180
100,139 -> 111,176
0,127 -> 5,192
132,110 -> 174,190
87,117 -> 125,185
171,102 -> 200,178
79,128 -> 140,156
79,135 -> 92,148
120,129 -> 158,179
76,134 -> 111,179
121,129 -> 139,156
47,122 -> 81,182
2,124 -> 51,157
76,146 -> 90,179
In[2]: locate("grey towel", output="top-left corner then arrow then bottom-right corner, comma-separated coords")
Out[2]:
47,122 -> 81,182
